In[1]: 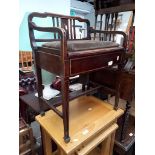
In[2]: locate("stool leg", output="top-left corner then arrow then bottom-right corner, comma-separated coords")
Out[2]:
80,73 -> 90,91
114,91 -> 119,110
35,66 -> 45,116
62,77 -> 70,143
114,81 -> 120,110
114,67 -> 122,110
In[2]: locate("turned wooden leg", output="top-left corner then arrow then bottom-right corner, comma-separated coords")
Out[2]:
114,80 -> 120,110
80,73 -> 90,91
61,77 -> 70,143
120,101 -> 131,142
114,91 -> 120,110
35,66 -> 45,116
79,74 -> 85,91
86,73 -> 90,90
114,66 -> 123,110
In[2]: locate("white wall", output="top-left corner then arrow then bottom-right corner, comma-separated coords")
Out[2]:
20,0 -> 70,23
71,0 -> 93,13
71,0 -> 95,27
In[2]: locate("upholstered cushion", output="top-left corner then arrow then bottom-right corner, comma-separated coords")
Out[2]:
42,40 -> 119,52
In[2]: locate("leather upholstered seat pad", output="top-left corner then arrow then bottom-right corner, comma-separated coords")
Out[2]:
42,40 -> 119,52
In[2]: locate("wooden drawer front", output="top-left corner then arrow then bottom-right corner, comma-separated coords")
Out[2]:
36,51 -> 62,75
70,52 -> 122,75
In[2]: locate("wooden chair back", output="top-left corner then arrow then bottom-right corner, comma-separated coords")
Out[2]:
28,12 -> 91,51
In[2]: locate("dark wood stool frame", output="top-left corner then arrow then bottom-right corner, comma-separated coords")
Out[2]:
28,12 -> 127,143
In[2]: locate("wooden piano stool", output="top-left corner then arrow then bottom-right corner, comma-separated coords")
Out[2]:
36,96 -> 124,155
28,12 -> 127,143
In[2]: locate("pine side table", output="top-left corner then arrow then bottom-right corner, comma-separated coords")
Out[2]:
36,96 -> 124,155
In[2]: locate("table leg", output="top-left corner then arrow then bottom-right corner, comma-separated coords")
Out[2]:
120,101 -> 131,142
101,131 -> 115,155
57,147 -> 66,155
62,77 -> 70,143
41,127 -> 52,155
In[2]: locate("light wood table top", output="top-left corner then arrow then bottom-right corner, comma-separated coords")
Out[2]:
36,96 -> 123,154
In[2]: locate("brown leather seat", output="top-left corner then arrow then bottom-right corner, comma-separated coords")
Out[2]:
43,40 -> 119,51
42,40 -> 123,58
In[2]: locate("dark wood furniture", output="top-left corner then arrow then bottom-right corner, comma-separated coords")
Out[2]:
93,1 -> 135,154
94,0 -> 135,43
20,92 -> 54,123
95,0 -> 135,14
90,68 -> 135,155
19,71 -> 37,122
28,12 -> 127,143
19,117 -> 36,155
19,51 -> 33,73
114,115 -> 135,155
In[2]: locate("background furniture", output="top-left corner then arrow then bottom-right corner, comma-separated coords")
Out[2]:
36,96 -> 124,155
19,117 -> 37,155
95,0 -> 135,13
93,1 -> 135,154
20,92 -> 50,123
94,0 -> 135,51
19,51 -> 33,73
19,70 -> 37,122
28,12 -> 127,142
93,0 -> 135,68
90,68 -> 135,155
